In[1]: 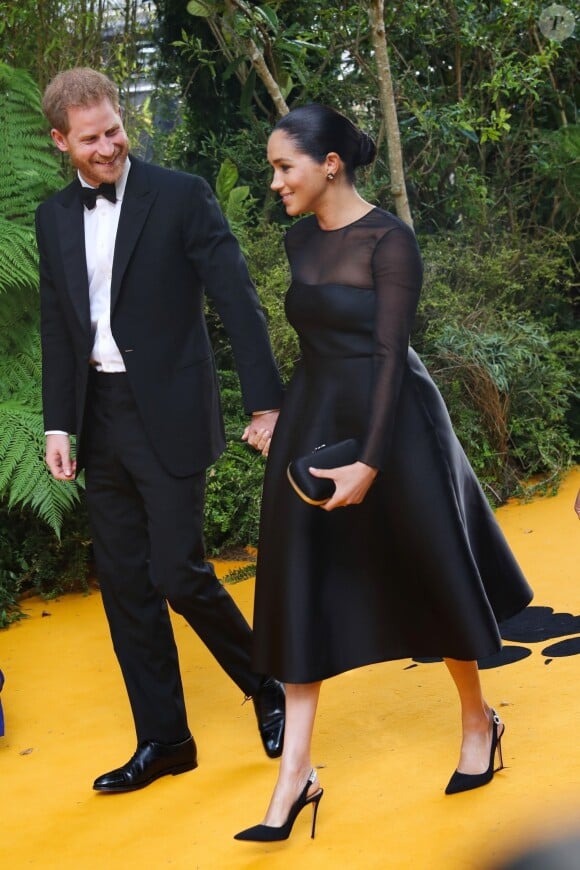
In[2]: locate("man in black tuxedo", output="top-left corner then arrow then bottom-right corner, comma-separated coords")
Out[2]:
36,68 -> 285,792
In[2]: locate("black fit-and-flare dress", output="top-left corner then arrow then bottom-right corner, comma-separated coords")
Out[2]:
252,208 -> 532,684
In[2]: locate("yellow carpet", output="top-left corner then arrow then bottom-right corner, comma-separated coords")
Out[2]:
1,468 -> 579,869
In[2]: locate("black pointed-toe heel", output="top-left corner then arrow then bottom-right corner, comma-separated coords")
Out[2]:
234,769 -> 323,842
445,709 -> 505,795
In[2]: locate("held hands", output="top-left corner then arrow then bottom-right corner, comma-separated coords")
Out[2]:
45,433 -> 76,480
242,410 -> 280,457
310,461 -> 378,511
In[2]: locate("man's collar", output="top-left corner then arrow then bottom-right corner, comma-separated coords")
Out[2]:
77,157 -> 131,200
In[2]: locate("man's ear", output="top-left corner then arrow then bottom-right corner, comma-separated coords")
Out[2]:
50,128 -> 69,153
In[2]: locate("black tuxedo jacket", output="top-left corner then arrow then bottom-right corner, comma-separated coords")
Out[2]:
36,156 -> 283,477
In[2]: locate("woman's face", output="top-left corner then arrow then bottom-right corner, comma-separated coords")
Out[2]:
267,129 -> 329,217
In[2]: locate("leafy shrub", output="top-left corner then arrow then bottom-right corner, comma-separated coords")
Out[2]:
244,221 -> 299,382
419,312 -> 576,502
0,500 -> 92,628
412,228 -> 578,501
204,442 -> 266,555
549,330 -> 580,452
418,229 -> 575,330
203,371 -> 267,554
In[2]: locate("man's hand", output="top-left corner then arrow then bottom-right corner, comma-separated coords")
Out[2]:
45,433 -> 76,480
242,410 -> 280,457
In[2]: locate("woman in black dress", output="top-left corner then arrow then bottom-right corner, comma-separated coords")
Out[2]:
237,105 -> 532,842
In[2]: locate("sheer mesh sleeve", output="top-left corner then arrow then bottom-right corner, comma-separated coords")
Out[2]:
360,224 -> 423,469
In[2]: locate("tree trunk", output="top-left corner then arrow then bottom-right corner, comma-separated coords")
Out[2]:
245,37 -> 289,117
368,0 -> 413,227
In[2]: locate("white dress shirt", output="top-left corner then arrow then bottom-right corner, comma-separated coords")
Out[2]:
46,159 -> 131,435
83,158 -> 131,372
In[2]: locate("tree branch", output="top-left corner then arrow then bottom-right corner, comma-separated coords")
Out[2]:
367,0 -> 413,227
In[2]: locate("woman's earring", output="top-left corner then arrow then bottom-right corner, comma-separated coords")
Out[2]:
326,172 -> 335,181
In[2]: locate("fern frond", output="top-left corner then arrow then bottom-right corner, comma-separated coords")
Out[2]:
0,66 -> 79,535
0,404 -> 30,486
0,63 -> 64,292
0,63 -> 64,197
0,351 -> 42,402
0,218 -> 39,291
0,286 -> 39,352
0,315 -> 78,534
0,293 -> 41,402
0,399 -> 81,535
0,357 -> 42,404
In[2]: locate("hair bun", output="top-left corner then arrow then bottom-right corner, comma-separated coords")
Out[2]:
356,132 -> 376,167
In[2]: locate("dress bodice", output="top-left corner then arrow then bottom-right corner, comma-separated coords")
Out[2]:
283,208 -> 423,468
286,282 -> 376,359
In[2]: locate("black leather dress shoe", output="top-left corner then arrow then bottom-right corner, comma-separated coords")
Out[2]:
93,735 -> 197,793
253,678 -> 285,758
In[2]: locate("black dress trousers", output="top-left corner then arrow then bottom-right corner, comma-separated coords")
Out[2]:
83,370 -> 261,744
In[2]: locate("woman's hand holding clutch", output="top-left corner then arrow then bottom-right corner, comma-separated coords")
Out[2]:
310,461 -> 378,511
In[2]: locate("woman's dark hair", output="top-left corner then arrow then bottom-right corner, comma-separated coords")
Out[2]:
272,104 -> 376,183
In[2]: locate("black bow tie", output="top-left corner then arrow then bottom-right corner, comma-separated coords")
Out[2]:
79,182 -> 117,210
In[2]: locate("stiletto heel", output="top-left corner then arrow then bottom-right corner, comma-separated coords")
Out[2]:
234,769 -> 324,842
310,788 -> 322,838
445,709 -> 505,795
496,724 -> 504,770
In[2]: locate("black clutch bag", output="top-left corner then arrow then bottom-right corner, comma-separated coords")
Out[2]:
287,438 -> 360,505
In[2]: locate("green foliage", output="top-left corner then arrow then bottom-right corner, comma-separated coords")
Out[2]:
0,67 -> 82,535
187,0 -> 213,17
195,123 -> 274,207
0,65 -> 62,214
531,124 -> 580,234
222,562 -> 257,584
0,518 -> 26,626
0,1 -> 153,92
416,232 -> 578,500
0,64 -> 63,292
204,442 -> 265,554
418,229 -> 575,328
244,221 -> 299,382
183,0 -> 324,111
0,288 -> 83,533
0,499 -> 92,628
431,318 -> 575,487
215,157 -> 253,243
0,222 -> 41,294
203,371 -> 267,554
546,328 -> 580,455
160,0 -> 578,238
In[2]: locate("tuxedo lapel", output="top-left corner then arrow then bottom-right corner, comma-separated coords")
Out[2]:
111,158 -> 157,313
54,182 -> 91,334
